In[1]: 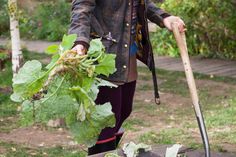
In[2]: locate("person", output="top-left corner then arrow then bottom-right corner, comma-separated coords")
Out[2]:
69,0 -> 185,155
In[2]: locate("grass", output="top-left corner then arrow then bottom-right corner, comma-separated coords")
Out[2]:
123,118 -> 150,131
0,141 -> 86,157
125,67 -> 236,153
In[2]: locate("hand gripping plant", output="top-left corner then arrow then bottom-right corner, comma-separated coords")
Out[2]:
11,34 -> 117,146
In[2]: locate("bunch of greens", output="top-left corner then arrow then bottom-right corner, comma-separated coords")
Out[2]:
11,34 -> 117,146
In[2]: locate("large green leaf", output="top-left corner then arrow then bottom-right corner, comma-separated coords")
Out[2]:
123,142 -> 152,157
35,76 -> 76,123
70,103 -> 115,146
11,60 -> 47,101
11,34 -> 117,147
88,38 -> 105,57
60,34 -> 77,52
95,54 -> 117,76
88,79 -> 117,101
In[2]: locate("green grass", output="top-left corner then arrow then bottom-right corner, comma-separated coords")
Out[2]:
140,66 -> 236,98
123,118 -> 150,131
205,97 -> 236,128
0,61 -> 12,87
133,67 -> 236,152
138,128 -> 189,145
0,141 -> 86,157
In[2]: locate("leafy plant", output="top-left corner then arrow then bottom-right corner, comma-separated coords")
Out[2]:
123,142 -> 152,157
20,0 -> 71,41
11,34 -> 117,146
152,0 -> 236,59
150,29 -> 179,57
0,53 -> 8,60
0,0 -> 9,36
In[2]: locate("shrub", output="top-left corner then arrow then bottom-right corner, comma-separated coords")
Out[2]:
20,0 -> 71,41
151,0 -> 236,59
0,0 -> 9,36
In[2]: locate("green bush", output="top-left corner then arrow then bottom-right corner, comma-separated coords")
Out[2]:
0,0 -> 9,36
20,0 -> 71,41
0,0 -> 70,41
151,0 -> 236,59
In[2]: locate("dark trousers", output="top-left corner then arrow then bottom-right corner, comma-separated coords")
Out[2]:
95,81 -> 136,141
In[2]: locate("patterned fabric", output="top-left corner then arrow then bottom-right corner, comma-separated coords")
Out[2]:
131,0 -> 139,36
130,0 -> 139,56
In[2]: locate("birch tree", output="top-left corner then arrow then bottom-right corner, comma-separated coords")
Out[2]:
8,0 -> 23,76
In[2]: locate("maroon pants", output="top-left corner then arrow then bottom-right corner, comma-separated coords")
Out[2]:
95,81 -> 136,141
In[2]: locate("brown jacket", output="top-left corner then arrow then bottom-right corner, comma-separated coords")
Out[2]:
69,0 -> 170,102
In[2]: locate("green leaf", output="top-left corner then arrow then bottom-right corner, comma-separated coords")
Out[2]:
70,103 -> 115,146
60,34 -> 77,52
11,60 -> 47,101
88,83 -> 99,101
81,77 -> 94,92
10,93 -> 23,102
165,144 -> 182,157
88,79 -> 117,101
96,79 -> 117,88
12,35 -> 117,147
70,85 -> 95,105
95,54 -> 117,77
45,45 -> 59,55
88,38 -> 105,56
35,76 -> 76,123
123,142 -> 152,157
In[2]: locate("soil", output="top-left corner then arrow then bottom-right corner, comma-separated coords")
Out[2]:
0,87 -> 12,94
0,126 -> 77,149
0,146 -> 7,154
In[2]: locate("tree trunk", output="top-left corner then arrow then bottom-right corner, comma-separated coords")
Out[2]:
8,0 -> 23,76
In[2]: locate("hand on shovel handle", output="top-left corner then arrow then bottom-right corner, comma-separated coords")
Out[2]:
171,22 -> 211,157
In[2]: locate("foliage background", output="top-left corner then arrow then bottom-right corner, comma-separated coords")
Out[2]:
152,0 -> 236,59
0,0 -> 236,59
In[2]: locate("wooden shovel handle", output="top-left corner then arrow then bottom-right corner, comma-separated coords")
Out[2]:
171,22 -> 201,114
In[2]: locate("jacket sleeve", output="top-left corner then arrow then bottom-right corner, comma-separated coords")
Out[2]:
146,0 -> 171,28
68,0 -> 96,45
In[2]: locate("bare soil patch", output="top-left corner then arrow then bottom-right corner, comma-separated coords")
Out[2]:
0,145 -> 7,154
0,87 -> 12,94
0,126 -> 78,148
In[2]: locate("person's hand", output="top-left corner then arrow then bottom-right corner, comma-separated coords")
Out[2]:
163,16 -> 186,33
72,44 -> 87,55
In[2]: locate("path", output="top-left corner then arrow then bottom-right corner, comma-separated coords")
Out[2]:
1,38 -> 236,78
0,38 -> 60,53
